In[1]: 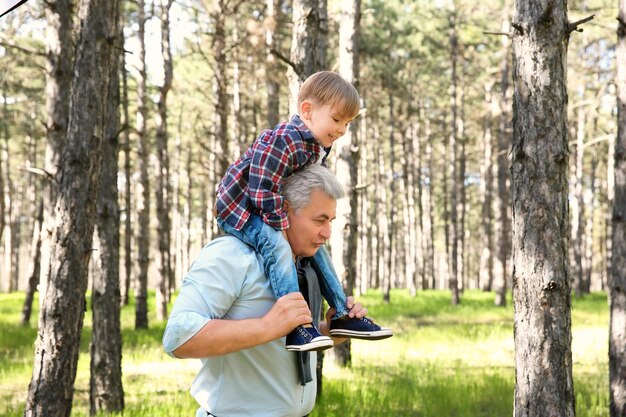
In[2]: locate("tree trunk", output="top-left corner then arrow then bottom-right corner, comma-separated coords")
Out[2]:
1,83 -> 13,292
386,93 -> 395,302
265,0 -> 280,128
423,115 -> 435,290
458,63 -> 467,292
135,0 -> 150,329
479,82 -> 495,292
607,118 -> 616,293
121,32 -> 132,306
404,107 -> 420,296
493,2 -> 512,307
211,0 -> 230,178
358,101 -> 369,295
21,201 -> 43,325
609,5 -> 626,415
155,0 -> 174,321
90,6 -> 123,411
571,95 -> 585,296
0,83 -> 6,265
413,102 -> 425,292
287,0 -> 329,389
39,0 -> 73,304
287,0 -> 328,112
511,2 -> 575,416
24,0 -> 116,413
448,10 -> 460,304
328,0 -> 360,368
377,127 -> 390,301
583,150 -> 597,292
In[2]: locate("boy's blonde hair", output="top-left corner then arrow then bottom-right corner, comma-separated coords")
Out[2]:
298,71 -> 360,119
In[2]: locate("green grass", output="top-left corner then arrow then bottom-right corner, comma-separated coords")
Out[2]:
0,289 -> 609,417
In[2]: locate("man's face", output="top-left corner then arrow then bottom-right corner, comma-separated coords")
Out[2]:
285,189 -> 336,258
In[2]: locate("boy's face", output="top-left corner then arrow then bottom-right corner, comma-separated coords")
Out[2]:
300,101 -> 355,148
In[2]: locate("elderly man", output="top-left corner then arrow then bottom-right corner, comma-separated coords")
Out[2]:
163,164 -> 382,417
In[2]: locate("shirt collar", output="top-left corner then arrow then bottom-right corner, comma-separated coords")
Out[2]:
291,114 -> 317,143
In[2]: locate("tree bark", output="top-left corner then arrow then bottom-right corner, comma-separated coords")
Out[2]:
287,0 -> 328,112
265,0 -> 280,128
448,10 -> 460,304
211,0 -> 230,178
493,1 -> 512,307
24,0 -> 116,413
423,115 -> 435,289
571,95 -> 585,296
511,2 -> 575,416
135,0 -> 150,329
90,3 -> 123,411
21,201 -> 43,325
479,81 -> 495,292
121,32 -> 132,306
39,0 -> 73,304
1,82 -> 13,292
385,92 -> 395,302
376,126 -> 390,300
155,0 -> 174,321
328,0 -> 360,368
287,0 -> 329,391
609,5 -> 626,415
0,83 -> 6,264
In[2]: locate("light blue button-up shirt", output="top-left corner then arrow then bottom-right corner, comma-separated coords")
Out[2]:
163,236 -> 317,417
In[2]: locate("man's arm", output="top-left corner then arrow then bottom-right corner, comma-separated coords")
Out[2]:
172,292 -> 312,358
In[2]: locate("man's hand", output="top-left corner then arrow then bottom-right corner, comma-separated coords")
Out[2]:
173,292 -> 312,359
262,292 -> 312,338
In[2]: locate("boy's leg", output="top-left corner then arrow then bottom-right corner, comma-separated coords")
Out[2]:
218,215 -> 333,351
310,246 -> 349,319
218,215 -> 299,297
311,246 -> 393,341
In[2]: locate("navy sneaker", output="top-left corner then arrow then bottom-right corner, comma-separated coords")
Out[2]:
329,316 -> 393,340
286,324 -> 334,352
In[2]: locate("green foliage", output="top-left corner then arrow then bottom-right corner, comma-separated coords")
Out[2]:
0,289 -> 609,417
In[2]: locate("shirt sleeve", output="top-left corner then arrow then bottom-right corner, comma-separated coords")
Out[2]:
248,131 -> 297,230
162,241 -> 249,357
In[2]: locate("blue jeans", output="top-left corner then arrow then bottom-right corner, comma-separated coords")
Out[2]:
217,213 -> 349,319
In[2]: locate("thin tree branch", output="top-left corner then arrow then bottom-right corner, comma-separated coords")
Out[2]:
0,40 -> 46,57
483,31 -> 512,38
568,14 -> 595,34
269,47 -> 300,77
20,166 -> 55,182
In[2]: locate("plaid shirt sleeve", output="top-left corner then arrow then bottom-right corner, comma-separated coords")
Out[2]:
248,129 -> 299,230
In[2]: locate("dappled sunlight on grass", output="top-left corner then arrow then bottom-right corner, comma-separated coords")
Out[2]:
0,289 -> 610,417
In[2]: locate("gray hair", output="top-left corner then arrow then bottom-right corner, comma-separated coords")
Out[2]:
283,164 -> 345,212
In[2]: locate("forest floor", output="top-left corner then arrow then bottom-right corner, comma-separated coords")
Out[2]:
0,289 -> 608,417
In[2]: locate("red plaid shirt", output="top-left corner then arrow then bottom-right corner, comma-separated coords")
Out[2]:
216,115 -> 327,231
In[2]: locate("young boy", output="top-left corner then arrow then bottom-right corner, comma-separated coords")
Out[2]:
215,71 -> 392,351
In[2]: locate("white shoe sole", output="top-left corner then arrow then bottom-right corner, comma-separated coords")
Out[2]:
329,328 -> 394,340
286,337 -> 334,352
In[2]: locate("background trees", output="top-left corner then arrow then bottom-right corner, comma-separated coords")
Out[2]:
1,0 -> 617,304
0,0 -> 621,414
